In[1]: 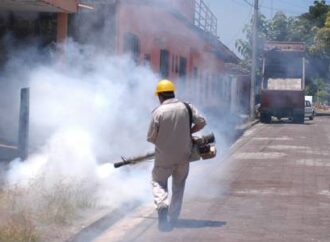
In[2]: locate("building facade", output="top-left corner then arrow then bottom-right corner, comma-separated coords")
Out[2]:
0,0 -> 250,115
71,0 -> 250,114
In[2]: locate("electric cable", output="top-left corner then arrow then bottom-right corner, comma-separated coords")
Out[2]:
242,0 -> 253,7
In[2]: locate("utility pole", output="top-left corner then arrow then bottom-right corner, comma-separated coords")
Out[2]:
250,0 -> 258,119
18,88 -> 29,160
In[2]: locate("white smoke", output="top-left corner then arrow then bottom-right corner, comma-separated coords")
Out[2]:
2,39 -> 241,211
4,40 -> 158,210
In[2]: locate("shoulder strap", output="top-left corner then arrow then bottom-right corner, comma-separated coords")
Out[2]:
183,102 -> 193,127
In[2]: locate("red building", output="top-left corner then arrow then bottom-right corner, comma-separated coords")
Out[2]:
0,0 -> 78,42
0,0 -> 250,115
72,0 -> 250,114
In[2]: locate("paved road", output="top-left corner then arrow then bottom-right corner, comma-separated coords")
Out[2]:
92,117 -> 330,242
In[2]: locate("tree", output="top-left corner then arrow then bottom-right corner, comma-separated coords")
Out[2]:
235,14 -> 268,63
310,8 -> 330,57
268,12 -> 289,41
306,0 -> 329,27
325,9 -> 330,28
315,78 -> 329,102
310,28 -> 330,57
235,1 -> 330,83
305,81 -> 318,96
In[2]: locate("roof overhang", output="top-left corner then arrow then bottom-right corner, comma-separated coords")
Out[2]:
0,0 -> 79,13
225,63 -> 250,75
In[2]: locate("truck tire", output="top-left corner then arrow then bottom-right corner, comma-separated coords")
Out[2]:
260,112 -> 271,123
293,114 -> 304,124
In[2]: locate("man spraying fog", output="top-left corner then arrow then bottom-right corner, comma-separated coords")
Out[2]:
147,79 -> 206,231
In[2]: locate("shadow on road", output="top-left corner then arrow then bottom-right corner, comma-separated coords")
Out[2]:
262,118 -> 315,126
173,218 -> 226,229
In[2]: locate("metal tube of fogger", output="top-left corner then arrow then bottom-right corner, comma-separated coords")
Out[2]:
113,133 -> 216,168
113,152 -> 155,168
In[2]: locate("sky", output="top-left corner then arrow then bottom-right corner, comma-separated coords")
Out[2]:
206,0 -> 330,54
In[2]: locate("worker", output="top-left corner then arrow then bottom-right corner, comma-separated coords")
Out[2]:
147,79 -> 206,231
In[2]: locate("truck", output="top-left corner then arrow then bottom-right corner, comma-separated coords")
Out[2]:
260,41 -> 306,123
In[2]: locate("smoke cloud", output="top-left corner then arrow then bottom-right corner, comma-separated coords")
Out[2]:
1,40 -> 160,213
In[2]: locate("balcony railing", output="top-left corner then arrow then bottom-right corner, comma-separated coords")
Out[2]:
194,0 -> 217,37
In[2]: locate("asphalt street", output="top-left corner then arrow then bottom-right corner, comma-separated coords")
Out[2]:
85,117 -> 330,241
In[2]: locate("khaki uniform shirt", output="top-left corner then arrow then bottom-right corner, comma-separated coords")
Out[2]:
147,98 -> 206,167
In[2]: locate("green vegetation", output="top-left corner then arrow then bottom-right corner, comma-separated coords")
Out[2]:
236,0 -> 330,103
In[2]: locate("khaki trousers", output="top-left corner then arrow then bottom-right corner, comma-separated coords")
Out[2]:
152,162 -> 189,220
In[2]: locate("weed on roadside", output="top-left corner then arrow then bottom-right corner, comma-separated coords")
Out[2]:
0,176 -> 98,241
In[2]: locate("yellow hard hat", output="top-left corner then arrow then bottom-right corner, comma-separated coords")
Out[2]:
155,79 -> 175,96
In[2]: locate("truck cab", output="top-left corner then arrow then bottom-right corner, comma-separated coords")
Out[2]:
304,100 -> 315,120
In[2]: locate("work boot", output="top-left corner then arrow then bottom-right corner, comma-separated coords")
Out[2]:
157,207 -> 171,231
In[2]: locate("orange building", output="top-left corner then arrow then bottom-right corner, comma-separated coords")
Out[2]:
71,0 -> 249,113
0,0 -> 78,42
0,0 -> 250,114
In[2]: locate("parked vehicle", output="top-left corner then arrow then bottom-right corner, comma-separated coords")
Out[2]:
305,95 -> 313,105
305,100 -> 315,120
259,41 -> 305,124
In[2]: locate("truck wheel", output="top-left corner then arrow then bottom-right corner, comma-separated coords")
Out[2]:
294,114 -> 304,124
260,113 -> 266,123
266,114 -> 272,123
309,115 -> 314,120
260,113 -> 271,123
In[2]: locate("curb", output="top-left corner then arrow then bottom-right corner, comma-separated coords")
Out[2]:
223,118 -> 262,162
67,202 -> 140,242
315,112 -> 330,116
243,119 -> 259,130
235,119 -> 260,131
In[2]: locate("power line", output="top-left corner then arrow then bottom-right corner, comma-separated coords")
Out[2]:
230,0 -> 250,7
242,0 -> 253,7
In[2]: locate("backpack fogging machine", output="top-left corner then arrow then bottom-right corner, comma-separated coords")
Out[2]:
113,133 -> 217,168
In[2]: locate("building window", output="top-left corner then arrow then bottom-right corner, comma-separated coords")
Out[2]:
212,74 -> 217,97
200,72 -> 204,103
193,67 -> 198,79
205,73 -> 210,99
123,32 -> 140,63
172,55 -> 175,73
144,54 -> 151,66
160,49 -> 169,78
175,55 -> 179,73
179,56 -> 187,78
221,77 -> 225,99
